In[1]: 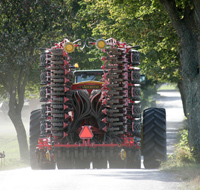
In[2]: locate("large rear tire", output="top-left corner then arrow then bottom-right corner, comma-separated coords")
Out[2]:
29,109 -> 55,170
29,109 -> 41,170
142,108 -> 166,169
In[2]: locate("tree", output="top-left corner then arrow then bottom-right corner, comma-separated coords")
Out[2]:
78,0 -> 180,81
0,0 -> 78,160
77,0 -> 181,104
79,0 -> 200,159
158,0 -> 200,160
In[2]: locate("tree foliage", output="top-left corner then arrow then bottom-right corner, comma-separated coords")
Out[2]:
0,0 -> 73,97
78,0 -> 181,83
0,0 -> 82,160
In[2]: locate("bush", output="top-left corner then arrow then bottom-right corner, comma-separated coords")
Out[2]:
161,128 -> 195,171
175,129 -> 195,163
160,125 -> 200,189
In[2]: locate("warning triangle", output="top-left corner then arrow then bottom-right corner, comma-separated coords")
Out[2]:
79,126 -> 93,139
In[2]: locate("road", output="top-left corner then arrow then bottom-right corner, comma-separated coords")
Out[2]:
0,90 -> 184,190
156,90 -> 184,155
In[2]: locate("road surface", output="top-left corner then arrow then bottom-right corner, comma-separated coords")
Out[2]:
0,90 -> 184,190
156,90 -> 184,155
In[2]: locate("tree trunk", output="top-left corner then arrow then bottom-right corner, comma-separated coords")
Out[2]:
178,35 -> 200,161
178,71 -> 200,161
8,109 -> 29,161
6,62 -> 31,161
160,0 -> 200,161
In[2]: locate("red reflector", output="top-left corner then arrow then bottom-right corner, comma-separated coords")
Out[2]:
79,126 -> 93,139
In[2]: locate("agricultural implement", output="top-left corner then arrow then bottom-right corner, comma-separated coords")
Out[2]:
29,38 -> 166,169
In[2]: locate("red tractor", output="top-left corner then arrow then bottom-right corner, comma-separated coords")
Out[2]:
29,38 -> 166,169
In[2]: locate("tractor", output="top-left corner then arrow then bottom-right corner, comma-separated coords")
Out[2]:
29,38 -> 166,169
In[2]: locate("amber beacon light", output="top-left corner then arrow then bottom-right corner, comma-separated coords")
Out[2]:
64,41 -> 75,53
96,39 -> 106,49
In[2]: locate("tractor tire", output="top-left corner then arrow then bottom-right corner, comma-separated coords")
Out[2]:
29,109 -> 41,170
29,109 -> 55,170
142,108 -> 166,169
126,149 -> 141,169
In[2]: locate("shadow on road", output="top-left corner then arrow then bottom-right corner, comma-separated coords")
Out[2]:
85,169 -> 181,183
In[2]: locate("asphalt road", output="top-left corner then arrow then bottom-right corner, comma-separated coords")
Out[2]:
156,90 -> 184,155
0,90 -> 184,190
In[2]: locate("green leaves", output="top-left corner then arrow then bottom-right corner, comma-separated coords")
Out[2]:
79,0 -> 181,83
0,0 -> 77,101
0,0 -> 189,98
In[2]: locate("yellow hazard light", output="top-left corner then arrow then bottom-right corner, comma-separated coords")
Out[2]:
64,42 -> 75,53
74,63 -> 79,68
96,39 -> 106,49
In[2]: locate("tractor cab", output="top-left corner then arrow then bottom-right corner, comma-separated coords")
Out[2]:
73,69 -> 104,83
72,69 -> 104,94
72,69 -> 145,91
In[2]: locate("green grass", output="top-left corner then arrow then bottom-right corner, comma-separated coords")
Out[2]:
160,126 -> 200,190
0,136 -> 29,170
158,84 -> 177,91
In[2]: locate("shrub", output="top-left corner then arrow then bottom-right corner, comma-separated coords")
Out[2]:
175,129 -> 195,163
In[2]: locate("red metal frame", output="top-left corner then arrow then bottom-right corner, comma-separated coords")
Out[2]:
37,137 -> 140,149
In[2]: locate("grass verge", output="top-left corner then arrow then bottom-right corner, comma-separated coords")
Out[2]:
161,162 -> 200,190
158,83 -> 178,91
160,127 -> 200,190
0,136 -> 29,170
